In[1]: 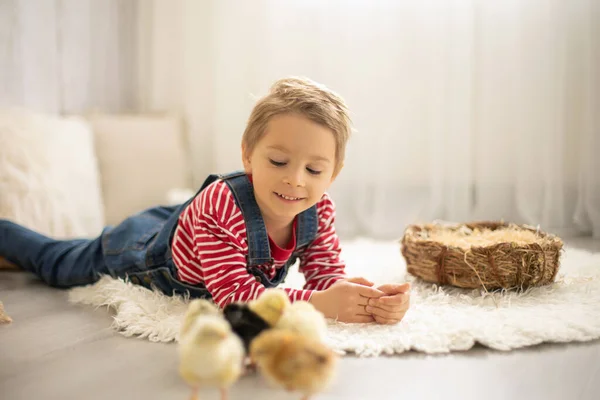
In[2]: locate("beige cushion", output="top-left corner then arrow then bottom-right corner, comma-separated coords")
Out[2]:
0,109 -> 105,238
87,113 -> 192,225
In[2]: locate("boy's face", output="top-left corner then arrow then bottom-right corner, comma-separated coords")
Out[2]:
242,113 -> 338,224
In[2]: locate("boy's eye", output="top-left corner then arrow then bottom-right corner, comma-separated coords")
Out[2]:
306,167 -> 322,175
269,159 -> 287,167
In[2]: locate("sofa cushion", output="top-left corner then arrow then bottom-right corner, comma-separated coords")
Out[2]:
0,109 -> 105,238
86,113 -> 192,225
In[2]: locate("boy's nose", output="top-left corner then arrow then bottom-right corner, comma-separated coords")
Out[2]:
284,169 -> 305,187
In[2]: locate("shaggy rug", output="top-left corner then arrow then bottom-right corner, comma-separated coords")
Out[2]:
68,239 -> 600,356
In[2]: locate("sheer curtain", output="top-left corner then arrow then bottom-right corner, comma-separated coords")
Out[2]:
138,0 -> 599,239
2,0 -> 598,240
0,0 -> 137,114
140,0 -> 600,237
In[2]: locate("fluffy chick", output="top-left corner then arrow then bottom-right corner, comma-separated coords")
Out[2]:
248,288 -> 291,327
222,302 -> 270,352
275,301 -> 327,341
223,289 -> 291,351
250,329 -> 338,400
0,301 -> 12,324
178,302 -> 244,400
180,299 -> 220,338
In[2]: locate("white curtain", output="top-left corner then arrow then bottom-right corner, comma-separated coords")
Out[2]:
2,0 -> 598,240
138,0 -> 600,239
0,0 -> 137,114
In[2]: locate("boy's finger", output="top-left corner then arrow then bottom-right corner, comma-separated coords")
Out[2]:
366,306 -> 407,320
375,293 -> 410,306
366,302 -> 408,313
373,315 -> 401,325
377,283 -> 411,294
356,285 -> 385,298
345,277 -> 374,287
351,314 -> 376,323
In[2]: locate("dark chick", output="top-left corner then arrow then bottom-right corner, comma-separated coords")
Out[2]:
222,303 -> 270,351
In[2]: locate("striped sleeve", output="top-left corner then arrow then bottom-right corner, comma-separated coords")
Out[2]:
181,180 -> 314,307
298,193 -> 347,291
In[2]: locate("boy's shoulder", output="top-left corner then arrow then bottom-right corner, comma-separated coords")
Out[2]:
188,179 -> 238,219
317,191 -> 335,208
315,192 -> 336,221
198,179 -> 233,201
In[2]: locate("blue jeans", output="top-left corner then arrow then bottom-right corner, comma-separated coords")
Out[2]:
0,171 -> 319,298
0,204 -> 210,297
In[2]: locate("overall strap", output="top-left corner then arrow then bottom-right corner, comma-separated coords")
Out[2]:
295,205 -> 318,250
221,172 -> 272,267
198,173 -> 221,193
221,171 -> 319,266
161,173 -> 223,251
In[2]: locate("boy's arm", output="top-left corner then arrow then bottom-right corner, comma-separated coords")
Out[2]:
193,225 -> 315,307
299,194 -> 347,291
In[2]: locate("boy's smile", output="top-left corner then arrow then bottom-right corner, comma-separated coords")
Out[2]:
274,192 -> 305,202
242,113 -> 338,229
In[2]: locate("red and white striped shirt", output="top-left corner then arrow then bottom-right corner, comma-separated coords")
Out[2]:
171,179 -> 347,307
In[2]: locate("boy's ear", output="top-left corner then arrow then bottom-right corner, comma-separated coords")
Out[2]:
330,162 -> 344,183
241,144 -> 252,173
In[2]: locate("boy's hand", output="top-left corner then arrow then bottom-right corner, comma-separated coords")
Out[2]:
309,279 -> 385,323
344,276 -> 375,287
366,283 -> 411,325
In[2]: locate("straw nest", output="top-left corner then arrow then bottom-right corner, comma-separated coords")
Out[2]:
400,221 -> 564,291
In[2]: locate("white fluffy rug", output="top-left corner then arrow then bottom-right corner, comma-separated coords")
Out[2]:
68,239 -> 600,356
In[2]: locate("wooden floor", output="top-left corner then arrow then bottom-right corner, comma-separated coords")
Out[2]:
1,238 -> 600,400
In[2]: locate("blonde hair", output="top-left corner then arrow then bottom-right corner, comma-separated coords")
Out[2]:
242,77 -> 352,175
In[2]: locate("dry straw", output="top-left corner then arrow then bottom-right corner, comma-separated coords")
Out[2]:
401,221 -> 564,291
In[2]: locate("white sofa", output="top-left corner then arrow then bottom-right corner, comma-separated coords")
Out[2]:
0,109 -> 195,239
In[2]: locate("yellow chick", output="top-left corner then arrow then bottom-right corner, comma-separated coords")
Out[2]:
180,299 -> 220,338
178,300 -> 244,400
248,288 -> 291,327
250,329 -> 338,400
0,301 -> 12,324
275,301 -> 328,341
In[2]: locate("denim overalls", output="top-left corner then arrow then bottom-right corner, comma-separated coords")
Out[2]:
0,171 -> 318,299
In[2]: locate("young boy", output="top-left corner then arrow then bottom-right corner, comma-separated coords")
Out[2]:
0,77 -> 410,324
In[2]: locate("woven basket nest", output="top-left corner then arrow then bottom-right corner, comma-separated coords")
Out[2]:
401,221 -> 564,291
